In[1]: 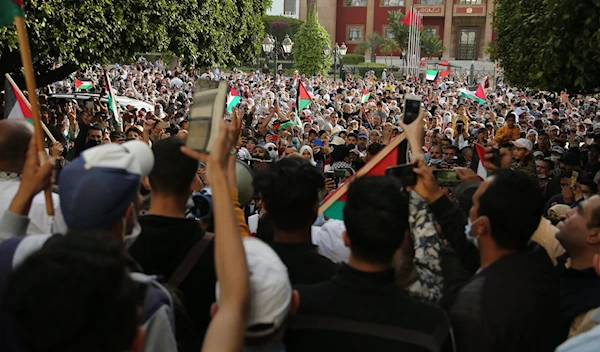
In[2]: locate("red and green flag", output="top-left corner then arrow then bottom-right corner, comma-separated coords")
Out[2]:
320,134 -> 406,220
459,84 -> 487,104
0,0 -> 24,27
4,75 -> 32,124
75,77 -> 93,90
470,143 -> 488,180
361,89 -> 371,103
297,80 -> 311,111
227,87 -> 241,114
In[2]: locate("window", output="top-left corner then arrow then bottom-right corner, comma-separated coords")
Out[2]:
420,0 -> 443,4
384,27 -> 395,39
423,27 -> 437,36
381,0 -> 405,6
457,29 -> 477,60
459,0 -> 482,4
345,0 -> 367,6
347,26 -> 364,42
284,0 -> 296,15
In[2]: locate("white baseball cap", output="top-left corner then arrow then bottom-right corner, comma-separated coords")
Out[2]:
511,138 -> 533,152
216,237 -> 292,338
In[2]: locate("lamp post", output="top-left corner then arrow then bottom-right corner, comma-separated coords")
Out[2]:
262,34 -> 294,76
324,42 -> 347,82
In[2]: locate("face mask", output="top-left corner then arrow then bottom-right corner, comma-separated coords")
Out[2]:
535,160 -> 541,166
550,155 -> 560,163
464,217 -> 483,249
429,158 -> 443,165
538,173 -> 547,179
268,150 -> 278,159
248,205 -> 256,213
587,138 -> 594,145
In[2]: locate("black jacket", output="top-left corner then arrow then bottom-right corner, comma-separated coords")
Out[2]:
285,264 -> 453,352
128,215 -> 215,352
269,242 -> 338,285
444,243 -> 560,352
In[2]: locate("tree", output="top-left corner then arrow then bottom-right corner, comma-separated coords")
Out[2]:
354,33 -> 386,63
262,15 -> 304,42
388,10 -> 410,52
379,38 -> 399,66
421,32 -> 444,59
292,4 -> 331,76
0,0 -> 271,87
491,0 -> 600,92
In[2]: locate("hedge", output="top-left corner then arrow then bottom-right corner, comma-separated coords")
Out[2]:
341,54 -> 365,65
357,62 -> 388,77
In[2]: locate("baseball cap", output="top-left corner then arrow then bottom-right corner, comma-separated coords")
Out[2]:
527,129 -> 538,136
330,136 -> 346,146
584,118 -> 593,125
357,132 -> 368,139
216,237 -> 292,338
511,138 -> 533,152
550,146 -> 565,155
533,151 -> 545,158
560,152 -> 581,166
548,125 -> 560,132
59,140 -> 154,230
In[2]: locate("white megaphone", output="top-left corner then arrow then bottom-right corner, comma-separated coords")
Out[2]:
235,159 -> 254,206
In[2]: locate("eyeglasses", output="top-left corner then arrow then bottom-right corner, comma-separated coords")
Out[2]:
267,147 -> 277,151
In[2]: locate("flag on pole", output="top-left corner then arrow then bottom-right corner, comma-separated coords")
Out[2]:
470,144 -> 488,180
4,76 -> 32,123
227,87 -> 241,113
320,134 -> 406,220
361,89 -> 371,103
75,78 -> 93,90
103,71 -> 121,125
401,10 -> 422,30
0,0 -> 24,27
297,81 -> 311,111
426,70 -> 438,81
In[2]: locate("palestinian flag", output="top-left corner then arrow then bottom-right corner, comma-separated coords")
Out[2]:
361,89 -> 371,103
459,84 -> 486,104
75,78 -> 93,90
227,87 -> 241,114
297,80 -> 311,111
470,143 -> 488,180
426,70 -> 438,81
0,0 -> 24,27
103,70 -> 121,125
320,134 -> 406,220
4,76 -> 32,124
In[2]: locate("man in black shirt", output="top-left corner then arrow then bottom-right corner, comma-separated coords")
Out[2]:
253,157 -> 337,285
285,176 -> 452,352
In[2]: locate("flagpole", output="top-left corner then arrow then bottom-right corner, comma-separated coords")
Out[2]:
5,74 -> 57,144
13,16 -> 54,216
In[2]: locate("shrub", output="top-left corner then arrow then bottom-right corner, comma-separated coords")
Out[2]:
342,54 -> 365,65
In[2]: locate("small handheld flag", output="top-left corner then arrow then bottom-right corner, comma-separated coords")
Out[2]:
227,87 -> 241,114
75,78 -> 93,90
361,89 -> 371,104
297,81 -> 311,111
104,71 -> 121,126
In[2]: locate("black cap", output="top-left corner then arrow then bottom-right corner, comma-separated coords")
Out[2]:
560,152 -> 581,166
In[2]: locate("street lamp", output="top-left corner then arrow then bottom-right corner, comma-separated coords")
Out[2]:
262,34 -> 293,76
324,42 -> 347,81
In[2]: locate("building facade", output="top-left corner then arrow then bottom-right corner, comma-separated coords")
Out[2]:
268,0 -> 301,19
299,0 -> 495,61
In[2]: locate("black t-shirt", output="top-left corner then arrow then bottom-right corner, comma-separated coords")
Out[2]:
269,242 -> 337,285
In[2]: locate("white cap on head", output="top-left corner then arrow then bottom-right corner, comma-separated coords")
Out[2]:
216,237 -> 292,338
511,138 -> 533,152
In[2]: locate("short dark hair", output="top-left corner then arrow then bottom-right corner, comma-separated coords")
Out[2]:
4,231 -> 140,352
88,125 -> 104,134
347,132 -> 358,140
478,169 -> 544,250
149,137 -> 197,194
541,159 -> 554,170
580,179 -> 598,195
367,142 -> 383,156
344,176 -> 409,264
253,157 -> 324,232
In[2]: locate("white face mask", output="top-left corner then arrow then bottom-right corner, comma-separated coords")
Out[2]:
464,216 -> 485,249
550,155 -> 560,163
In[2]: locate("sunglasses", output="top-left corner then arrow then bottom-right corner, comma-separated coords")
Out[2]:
267,147 -> 277,152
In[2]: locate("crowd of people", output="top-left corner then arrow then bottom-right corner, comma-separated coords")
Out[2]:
1,59 -> 600,352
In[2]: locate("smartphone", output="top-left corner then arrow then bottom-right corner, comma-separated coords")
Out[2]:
433,169 -> 461,187
403,94 -> 422,125
313,139 -> 325,147
324,171 -> 335,180
334,168 -> 346,185
385,163 -> 417,187
187,79 -> 228,152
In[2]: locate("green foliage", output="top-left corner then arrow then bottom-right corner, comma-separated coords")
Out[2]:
292,6 -> 331,76
354,33 -> 386,62
421,32 -> 444,58
357,62 -> 387,77
388,10 -> 410,51
342,54 -> 365,65
379,38 -> 400,66
0,0 -> 271,82
491,0 -> 600,92
262,15 -> 304,42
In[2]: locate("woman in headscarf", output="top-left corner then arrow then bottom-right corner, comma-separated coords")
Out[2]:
251,145 -> 271,161
263,142 -> 279,161
300,145 -> 317,166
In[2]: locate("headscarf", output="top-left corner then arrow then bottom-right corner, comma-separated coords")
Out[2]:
300,145 -> 316,166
